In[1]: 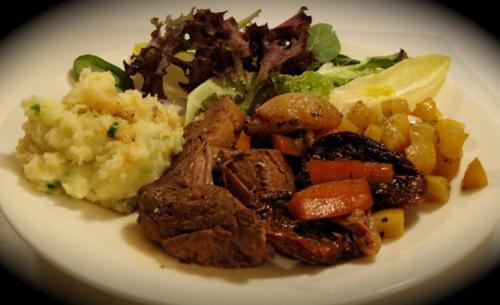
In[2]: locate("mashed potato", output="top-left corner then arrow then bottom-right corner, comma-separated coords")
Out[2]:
16,69 -> 184,213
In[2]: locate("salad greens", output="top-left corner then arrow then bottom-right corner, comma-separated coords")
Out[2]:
125,7 -> 315,103
273,49 -> 408,100
71,7 -> 411,125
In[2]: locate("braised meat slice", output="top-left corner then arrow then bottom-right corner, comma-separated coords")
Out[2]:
137,97 -> 272,268
184,96 -> 246,147
260,206 -> 379,264
216,149 -> 296,208
333,209 -> 381,256
298,132 -> 426,209
138,184 -> 272,267
160,142 -> 216,187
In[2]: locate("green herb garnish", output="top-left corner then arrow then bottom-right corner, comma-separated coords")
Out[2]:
47,180 -> 61,190
30,103 -> 41,113
107,122 -> 119,138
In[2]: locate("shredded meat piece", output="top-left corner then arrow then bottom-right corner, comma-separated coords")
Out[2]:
138,97 -> 272,268
260,206 -> 380,264
333,209 -> 381,256
216,148 -> 296,208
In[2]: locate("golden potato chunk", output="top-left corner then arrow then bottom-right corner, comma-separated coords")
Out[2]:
462,157 -> 488,190
409,122 -> 438,145
382,113 -> 410,153
364,123 -> 384,142
381,98 -> 410,118
346,101 -> 380,132
425,175 -> 450,203
433,153 -> 461,179
372,208 -> 405,239
434,119 -> 467,159
336,117 -> 362,134
405,142 -> 436,175
411,97 -> 442,124
436,118 -> 465,130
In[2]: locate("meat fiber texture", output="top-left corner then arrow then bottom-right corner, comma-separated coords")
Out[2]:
137,97 -> 273,267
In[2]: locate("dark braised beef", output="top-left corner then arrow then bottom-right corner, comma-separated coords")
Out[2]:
139,184 -> 271,267
184,96 -> 246,147
297,132 -> 426,209
137,97 -> 273,268
259,205 -> 380,264
332,209 -> 381,256
216,148 -> 296,208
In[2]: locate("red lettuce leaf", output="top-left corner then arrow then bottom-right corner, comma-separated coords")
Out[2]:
125,7 -> 314,101
124,10 -> 194,98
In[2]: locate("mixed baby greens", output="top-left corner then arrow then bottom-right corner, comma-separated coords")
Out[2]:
72,7 -> 407,124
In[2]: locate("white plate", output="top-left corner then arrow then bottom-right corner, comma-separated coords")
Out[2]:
1,1 -> 500,305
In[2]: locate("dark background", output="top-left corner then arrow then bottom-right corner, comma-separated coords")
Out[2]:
0,0 -> 498,304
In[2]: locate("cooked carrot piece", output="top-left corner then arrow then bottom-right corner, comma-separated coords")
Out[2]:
363,162 -> 394,183
306,159 -> 364,184
305,159 -> 394,184
271,134 -> 306,156
235,130 -> 251,150
287,179 -> 373,220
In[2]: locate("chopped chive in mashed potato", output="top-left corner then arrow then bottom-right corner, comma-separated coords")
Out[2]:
16,69 -> 184,214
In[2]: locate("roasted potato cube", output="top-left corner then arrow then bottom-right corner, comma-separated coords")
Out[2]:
411,97 -> 442,124
434,119 -> 467,159
433,152 -> 461,179
381,98 -> 410,117
364,123 -> 384,142
436,118 -> 465,130
409,122 -> 438,145
405,142 -> 436,175
382,113 -> 410,153
382,127 -> 408,153
387,113 -> 410,137
346,101 -> 380,131
425,175 -> 450,203
337,117 -> 362,134
462,157 -> 488,190
373,208 -> 405,239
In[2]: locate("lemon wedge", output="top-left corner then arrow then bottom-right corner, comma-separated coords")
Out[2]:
329,54 -> 451,113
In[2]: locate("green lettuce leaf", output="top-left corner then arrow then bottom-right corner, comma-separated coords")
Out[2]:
318,49 -> 408,86
331,54 -> 361,66
306,23 -> 341,69
272,71 -> 333,100
273,49 -> 408,99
